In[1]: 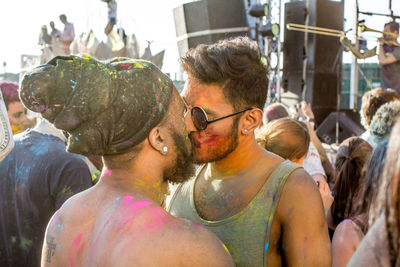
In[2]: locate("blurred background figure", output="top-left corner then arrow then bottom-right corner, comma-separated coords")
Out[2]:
102,0 -> 117,35
0,89 -> 14,162
59,14 -> 75,54
329,137 -> 372,233
38,25 -> 51,46
257,117 -> 334,214
360,88 -> 399,147
38,25 -> 54,63
348,118 -> 400,267
332,140 -> 388,267
369,100 -> 400,144
0,81 -> 35,134
49,21 -> 61,38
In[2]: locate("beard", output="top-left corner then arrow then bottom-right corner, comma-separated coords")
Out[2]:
192,117 -> 240,164
163,131 -> 196,184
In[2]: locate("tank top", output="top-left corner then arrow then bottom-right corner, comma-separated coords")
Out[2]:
168,160 -> 301,266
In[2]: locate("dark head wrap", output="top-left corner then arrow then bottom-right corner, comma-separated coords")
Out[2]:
19,55 -> 174,156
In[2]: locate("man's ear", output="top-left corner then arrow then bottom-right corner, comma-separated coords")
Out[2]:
148,127 -> 166,155
241,108 -> 263,135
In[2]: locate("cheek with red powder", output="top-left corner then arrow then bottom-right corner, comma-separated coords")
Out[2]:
194,129 -> 224,147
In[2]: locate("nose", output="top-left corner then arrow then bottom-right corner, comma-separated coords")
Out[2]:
184,109 -> 197,133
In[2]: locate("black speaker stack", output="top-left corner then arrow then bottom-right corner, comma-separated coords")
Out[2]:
282,0 -> 344,126
173,0 -> 249,58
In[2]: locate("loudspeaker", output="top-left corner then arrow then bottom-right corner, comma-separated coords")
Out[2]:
282,1 -> 306,97
316,110 -> 364,145
282,0 -> 344,125
173,0 -> 250,57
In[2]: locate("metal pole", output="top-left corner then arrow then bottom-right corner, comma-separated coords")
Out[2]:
302,0 -> 310,102
349,0 -> 359,109
276,0 -> 282,102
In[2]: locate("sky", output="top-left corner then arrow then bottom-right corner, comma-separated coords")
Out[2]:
0,0 -> 399,76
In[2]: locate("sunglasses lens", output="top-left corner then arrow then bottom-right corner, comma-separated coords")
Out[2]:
191,107 -> 207,130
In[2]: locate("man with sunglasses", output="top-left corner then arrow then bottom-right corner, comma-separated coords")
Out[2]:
168,37 -> 331,266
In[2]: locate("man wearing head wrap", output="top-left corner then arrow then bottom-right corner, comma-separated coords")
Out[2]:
0,80 -> 92,266
19,55 -> 233,266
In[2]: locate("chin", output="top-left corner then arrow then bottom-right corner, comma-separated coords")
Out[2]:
193,149 -> 225,164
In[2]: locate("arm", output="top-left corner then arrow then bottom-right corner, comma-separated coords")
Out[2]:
41,211 -> 62,266
115,218 -> 235,266
378,44 -> 398,65
278,169 -> 331,266
317,180 -> 334,216
341,36 -> 377,59
332,220 -> 362,267
173,224 -> 235,267
300,101 -> 330,165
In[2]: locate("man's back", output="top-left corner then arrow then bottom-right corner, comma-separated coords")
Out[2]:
0,130 -> 92,266
42,185 -> 234,266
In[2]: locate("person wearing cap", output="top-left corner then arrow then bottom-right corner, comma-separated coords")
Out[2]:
18,55 -> 233,266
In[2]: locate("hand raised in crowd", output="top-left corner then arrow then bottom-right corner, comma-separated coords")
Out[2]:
300,101 -> 315,119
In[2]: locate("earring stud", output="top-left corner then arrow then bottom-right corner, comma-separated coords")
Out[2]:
162,146 -> 168,155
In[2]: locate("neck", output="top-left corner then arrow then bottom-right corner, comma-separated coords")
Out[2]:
98,157 -> 167,206
33,118 -> 67,142
207,135 -> 266,178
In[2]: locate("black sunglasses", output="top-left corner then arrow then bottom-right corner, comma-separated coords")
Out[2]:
186,104 -> 252,131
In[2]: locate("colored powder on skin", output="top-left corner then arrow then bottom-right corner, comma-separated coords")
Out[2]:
68,234 -> 85,267
116,201 -> 153,231
124,207 -> 166,247
222,243 -> 230,255
49,211 -> 61,229
116,197 -> 121,201
200,136 -> 219,145
72,234 -> 82,247
121,195 -> 134,206
83,204 -> 87,209
83,218 -> 96,227
265,242 -> 269,252
104,170 -> 112,176
89,195 -> 136,261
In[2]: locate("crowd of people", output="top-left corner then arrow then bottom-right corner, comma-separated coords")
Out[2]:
0,20 -> 400,267
38,14 -> 75,59
38,1 -> 117,61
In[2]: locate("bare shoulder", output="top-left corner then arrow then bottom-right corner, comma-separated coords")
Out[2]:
333,219 -> 362,245
276,166 -> 326,224
163,218 -> 235,266
332,219 -> 361,263
272,167 -> 331,266
113,213 -> 234,266
52,187 -> 95,225
348,215 -> 391,267
280,167 -> 321,204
